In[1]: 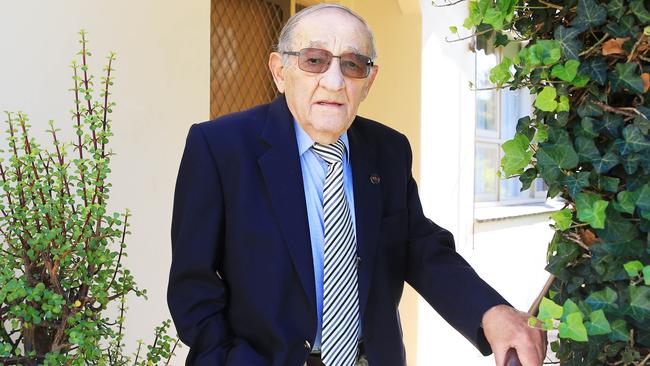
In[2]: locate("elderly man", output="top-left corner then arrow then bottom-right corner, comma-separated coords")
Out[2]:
168,3 -> 545,366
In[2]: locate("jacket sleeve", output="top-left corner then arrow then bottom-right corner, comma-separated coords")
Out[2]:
400,134 -> 510,356
168,124 -> 232,365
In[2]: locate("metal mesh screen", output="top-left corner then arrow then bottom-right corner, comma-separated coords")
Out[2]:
210,0 -> 285,119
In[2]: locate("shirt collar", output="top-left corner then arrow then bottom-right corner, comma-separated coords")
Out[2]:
293,119 -> 350,162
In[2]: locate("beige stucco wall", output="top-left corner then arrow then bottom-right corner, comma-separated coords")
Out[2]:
0,1 -> 210,361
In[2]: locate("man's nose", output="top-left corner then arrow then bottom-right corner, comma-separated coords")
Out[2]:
319,58 -> 345,91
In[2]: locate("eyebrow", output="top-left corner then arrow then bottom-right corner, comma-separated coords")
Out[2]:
306,40 -> 365,56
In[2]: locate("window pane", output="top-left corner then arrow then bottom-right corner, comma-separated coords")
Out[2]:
476,49 -> 498,135
475,143 -> 499,201
476,49 -> 497,88
477,90 -> 498,133
500,87 -> 532,140
500,87 -> 519,139
500,176 -> 529,200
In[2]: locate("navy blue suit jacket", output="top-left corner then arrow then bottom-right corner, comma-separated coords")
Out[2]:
168,95 -> 508,365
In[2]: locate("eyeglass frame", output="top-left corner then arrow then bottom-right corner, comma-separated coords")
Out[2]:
281,48 -> 375,79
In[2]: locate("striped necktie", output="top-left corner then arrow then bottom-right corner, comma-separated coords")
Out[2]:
312,139 -> 360,366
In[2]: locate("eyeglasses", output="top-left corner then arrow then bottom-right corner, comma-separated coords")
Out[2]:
282,48 -> 374,79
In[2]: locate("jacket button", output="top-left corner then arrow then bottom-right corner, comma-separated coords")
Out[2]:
304,340 -> 311,350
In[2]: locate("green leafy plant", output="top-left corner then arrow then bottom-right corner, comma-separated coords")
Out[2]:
450,0 -> 650,364
0,30 -> 179,365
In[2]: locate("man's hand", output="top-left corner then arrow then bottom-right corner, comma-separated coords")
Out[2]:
482,304 -> 546,366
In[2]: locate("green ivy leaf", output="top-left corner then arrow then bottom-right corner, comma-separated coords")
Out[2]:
557,95 -> 570,112
528,40 -> 562,66
562,299 -> 582,322
534,123 -> 548,143
539,297 -> 564,321
610,319 -> 630,341
628,285 -> 650,322
579,58 -> 607,86
572,74 -> 591,87
624,260 -> 644,277
489,57 -> 513,86
610,62 -> 645,94
536,143 -> 579,182
576,192 -> 609,228
578,117 -> 599,139
554,26 -> 583,61
484,7 -> 505,30
635,184 -> 650,211
585,287 -> 619,312
546,237 -> 580,277
572,0 -> 607,31
551,209 -> 573,231
563,171 -> 590,198
516,116 -> 534,141
643,266 -> 650,285
577,100 -> 604,118
613,190 -> 638,214
495,33 -> 510,48
501,133 -> 534,176
622,125 -> 650,153
596,208 -> 639,243
606,0 -> 626,19
575,136 -> 601,162
535,86 -> 558,112
551,60 -> 580,82
623,153 -> 641,174
616,15 -> 640,37
519,167 -> 537,191
633,115 -> 650,134
601,113 -> 624,138
463,0 -> 487,28
586,309 -> 612,335
592,149 -> 620,174
559,312 -> 588,342
449,26 -> 458,33
630,0 -> 650,23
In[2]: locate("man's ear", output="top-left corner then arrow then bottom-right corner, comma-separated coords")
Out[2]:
360,64 -> 379,101
268,52 -> 285,93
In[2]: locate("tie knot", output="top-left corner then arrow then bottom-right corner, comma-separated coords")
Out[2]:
312,139 -> 346,165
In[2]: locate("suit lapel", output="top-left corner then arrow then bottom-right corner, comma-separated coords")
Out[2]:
347,120 -> 382,321
258,95 -> 316,310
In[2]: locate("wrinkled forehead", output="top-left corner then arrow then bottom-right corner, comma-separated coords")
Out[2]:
304,40 -> 365,55
291,10 -> 372,57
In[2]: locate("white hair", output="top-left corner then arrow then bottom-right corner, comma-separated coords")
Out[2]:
276,3 -> 377,66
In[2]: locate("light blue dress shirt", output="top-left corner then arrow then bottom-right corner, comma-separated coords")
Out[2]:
293,120 -> 357,352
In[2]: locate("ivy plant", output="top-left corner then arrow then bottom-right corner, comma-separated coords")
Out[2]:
450,0 -> 650,364
0,31 -> 179,365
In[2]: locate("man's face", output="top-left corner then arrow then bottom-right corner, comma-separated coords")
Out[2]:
269,9 -> 378,144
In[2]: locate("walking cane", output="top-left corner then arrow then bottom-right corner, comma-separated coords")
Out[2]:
504,274 -> 555,366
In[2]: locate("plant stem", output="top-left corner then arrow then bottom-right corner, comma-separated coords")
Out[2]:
537,0 -> 563,10
579,33 -> 610,57
165,339 -> 181,366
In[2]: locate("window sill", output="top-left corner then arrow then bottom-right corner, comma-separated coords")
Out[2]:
474,199 -> 566,223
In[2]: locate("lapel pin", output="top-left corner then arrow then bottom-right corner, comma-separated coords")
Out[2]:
370,174 -> 380,185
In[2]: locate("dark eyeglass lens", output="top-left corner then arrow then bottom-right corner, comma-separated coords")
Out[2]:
340,54 -> 368,78
299,49 -> 330,73
297,48 -> 370,78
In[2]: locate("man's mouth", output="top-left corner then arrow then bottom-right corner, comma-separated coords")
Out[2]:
315,101 -> 343,107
